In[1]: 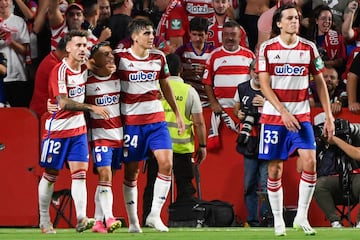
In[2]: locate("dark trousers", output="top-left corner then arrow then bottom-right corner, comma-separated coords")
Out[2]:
142,152 -> 196,225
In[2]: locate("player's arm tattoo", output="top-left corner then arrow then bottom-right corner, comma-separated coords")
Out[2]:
56,95 -> 93,112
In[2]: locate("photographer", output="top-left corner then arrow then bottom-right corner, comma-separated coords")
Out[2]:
314,119 -> 360,228
233,59 -> 268,227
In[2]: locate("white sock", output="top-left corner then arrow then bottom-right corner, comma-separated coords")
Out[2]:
149,173 -> 171,218
296,171 -> 316,221
98,184 -> 114,220
94,186 -> 104,221
71,171 -> 87,221
38,174 -> 56,225
267,178 -> 284,227
123,182 -> 139,226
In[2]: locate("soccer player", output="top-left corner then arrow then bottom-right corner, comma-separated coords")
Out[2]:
86,41 -> 122,233
38,30 -> 109,234
114,19 -> 185,233
257,4 -> 335,236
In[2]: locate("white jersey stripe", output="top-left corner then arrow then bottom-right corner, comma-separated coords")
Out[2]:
267,50 -> 311,64
262,100 -> 310,116
271,75 -> 309,90
121,80 -> 160,94
118,58 -> 163,71
121,100 -> 164,115
90,127 -> 123,141
214,74 -> 250,87
45,114 -> 86,131
213,55 -> 252,70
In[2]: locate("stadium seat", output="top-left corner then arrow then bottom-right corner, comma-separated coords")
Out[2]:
335,196 -> 357,227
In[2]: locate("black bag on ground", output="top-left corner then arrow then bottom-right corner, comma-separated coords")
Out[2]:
168,199 -> 235,227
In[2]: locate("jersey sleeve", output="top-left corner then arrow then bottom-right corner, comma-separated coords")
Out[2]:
48,63 -> 67,100
309,43 -> 325,75
202,54 -> 214,86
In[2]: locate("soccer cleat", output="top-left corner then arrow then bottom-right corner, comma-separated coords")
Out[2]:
40,222 -> 56,234
106,217 -> 121,233
129,223 -> 143,233
274,224 -> 286,236
356,221 -> 360,229
76,217 -> 95,233
331,221 -> 343,228
145,215 -> 169,232
293,219 -> 316,235
92,220 -> 107,233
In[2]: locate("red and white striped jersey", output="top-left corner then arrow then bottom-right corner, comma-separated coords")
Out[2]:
182,0 -> 214,21
86,72 -> 123,148
51,20 -> 98,52
257,36 -> 325,125
202,46 -> 255,107
115,48 -> 170,125
44,59 -> 88,139
207,15 -> 248,48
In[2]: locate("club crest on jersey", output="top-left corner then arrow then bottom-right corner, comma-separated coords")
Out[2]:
69,85 -> 85,97
274,64 -> 305,76
95,94 -> 120,106
171,19 -> 182,30
129,71 -> 157,82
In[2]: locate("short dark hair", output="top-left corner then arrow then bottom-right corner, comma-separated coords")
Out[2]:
57,37 -> 67,51
190,17 -> 209,33
63,30 -> 88,47
90,41 -> 111,57
128,18 -> 154,36
223,20 -> 241,29
272,4 -> 299,36
166,53 -> 182,76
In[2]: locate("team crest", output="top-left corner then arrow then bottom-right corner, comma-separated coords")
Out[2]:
171,19 -> 182,30
314,57 -> 324,71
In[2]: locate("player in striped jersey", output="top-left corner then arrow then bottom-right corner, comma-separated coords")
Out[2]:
86,41 -> 122,233
38,31 -> 110,234
114,19 -> 185,233
257,4 -> 334,236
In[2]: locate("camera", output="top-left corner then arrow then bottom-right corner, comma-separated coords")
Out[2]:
237,107 -> 260,144
313,118 -> 350,140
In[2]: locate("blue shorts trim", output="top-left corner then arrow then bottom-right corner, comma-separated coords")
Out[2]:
92,146 -> 122,169
122,122 -> 172,163
40,134 -> 89,170
258,122 -> 316,161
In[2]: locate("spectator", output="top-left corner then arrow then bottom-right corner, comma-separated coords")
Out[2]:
38,30 -> 109,234
47,1 -> 98,52
143,53 -> 207,224
306,5 -> 346,71
234,59 -> 268,227
207,0 -> 248,48
0,0 -> 30,107
175,16 -> 216,106
85,41 -> 122,234
107,0 -> 133,49
114,18 -> 185,233
93,0 -> 112,39
154,0 -> 189,53
81,0 -> 112,42
347,52 -> 360,114
236,0 -> 270,52
312,0 -> 355,32
341,1 -> 359,82
314,120 -> 360,228
309,66 -> 347,115
29,37 -> 67,118
0,52 -> 7,107
257,4 -> 334,236
203,20 -> 254,149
